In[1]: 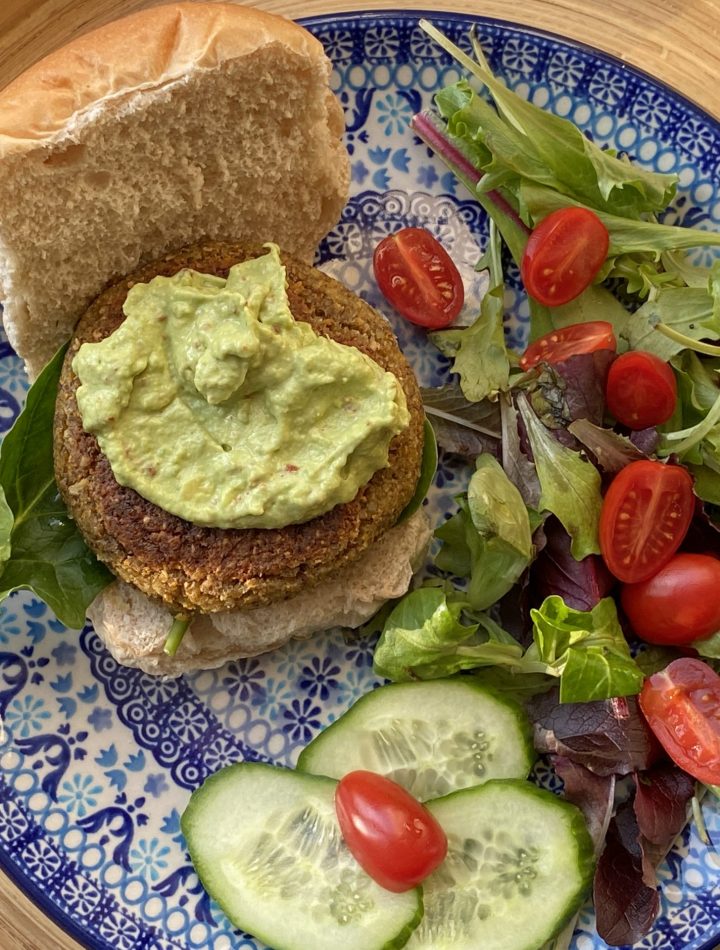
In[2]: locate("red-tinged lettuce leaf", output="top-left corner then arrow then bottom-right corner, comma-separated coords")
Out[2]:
529,690 -> 661,776
593,801 -> 660,946
554,350 -> 615,428
519,350 -> 614,449
530,516 -> 614,612
421,384 -> 502,461
629,427 -> 660,455
567,419 -> 647,474
501,395 -> 541,509
553,755 -> 615,854
594,763 -> 695,945
682,493 -> 720,554
633,763 -> 695,884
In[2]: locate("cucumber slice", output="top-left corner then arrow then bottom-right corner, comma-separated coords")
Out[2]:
181,762 -> 422,950
297,679 -> 534,800
408,779 -> 595,950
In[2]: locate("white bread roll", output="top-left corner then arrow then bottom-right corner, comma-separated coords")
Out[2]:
87,508 -> 433,677
0,2 -> 349,378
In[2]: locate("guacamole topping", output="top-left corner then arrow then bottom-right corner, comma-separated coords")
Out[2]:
73,245 -> 409,529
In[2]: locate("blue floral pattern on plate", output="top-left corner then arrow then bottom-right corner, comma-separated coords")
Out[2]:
0,11 -> 719,950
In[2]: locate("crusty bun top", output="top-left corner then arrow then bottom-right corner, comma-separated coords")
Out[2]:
0,2 -> 349,379
0,3 -> 325,152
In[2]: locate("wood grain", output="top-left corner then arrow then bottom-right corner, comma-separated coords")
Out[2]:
0,1 -> 718,948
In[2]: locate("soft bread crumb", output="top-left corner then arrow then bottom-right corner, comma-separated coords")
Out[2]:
0,3 -> 348,378
87,508 -> 433,677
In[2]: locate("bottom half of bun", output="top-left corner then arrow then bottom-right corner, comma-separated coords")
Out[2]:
87,508 -> 432,677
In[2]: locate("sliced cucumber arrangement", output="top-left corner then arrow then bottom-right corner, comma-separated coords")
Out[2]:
297,679 -> 534,800
181,763 -> 422,950
407,779 -> 595,950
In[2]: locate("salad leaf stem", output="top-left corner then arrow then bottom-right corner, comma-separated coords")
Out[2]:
655,323 -> 720,356
660,387 -> 720,457
164,614 -> 191,657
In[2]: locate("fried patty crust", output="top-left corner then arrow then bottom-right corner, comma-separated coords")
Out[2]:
54,241 -> 424,614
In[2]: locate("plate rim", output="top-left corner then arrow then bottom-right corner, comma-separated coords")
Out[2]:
2,9 -> 720,950
301,7 -> 720,137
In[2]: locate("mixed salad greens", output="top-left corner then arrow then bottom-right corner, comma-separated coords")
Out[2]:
363,19 -> 720,949
0,15 -> 719,950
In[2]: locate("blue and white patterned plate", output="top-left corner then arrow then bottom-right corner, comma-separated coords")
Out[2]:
1,11 -> 719,950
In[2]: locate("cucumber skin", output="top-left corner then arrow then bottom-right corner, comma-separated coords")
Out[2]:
181,762 -> 424,950
425,779 -> 597,950
296,678 -> 535,792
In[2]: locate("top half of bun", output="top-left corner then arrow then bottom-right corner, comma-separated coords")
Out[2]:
0,2 -> 350,379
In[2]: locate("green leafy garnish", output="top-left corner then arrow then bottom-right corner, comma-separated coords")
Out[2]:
431,220 -> 510,402
398,418 -> 438,523
424,23 -> 676,218
373,587 -> 526,682
0,346 -> 113,628
530,596 -> 645,702
374,589 -> 643,703
164,614 -> 192,657
517,395 -> 602,559
435,454 -> 533,610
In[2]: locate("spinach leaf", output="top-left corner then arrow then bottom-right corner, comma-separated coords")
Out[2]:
0,346 -> 113,628
398,418 -> 437,523
530,596 -> 645,702
518,394 -> 603,559
431,220 -> 510,402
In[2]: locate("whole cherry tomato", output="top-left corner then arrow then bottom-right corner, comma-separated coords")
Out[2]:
606,351 -> 677,429
519,320 -> 616,371
639,658 -> 720,786
334,770 -> 447,893
521,207 -> 610,306
599,460 -> 694,583
373,227 -> 464,329
621,553 -> 720,644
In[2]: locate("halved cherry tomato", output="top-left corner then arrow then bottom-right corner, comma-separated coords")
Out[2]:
373,227 -> 464,329
639,658 -> 720,785
599,460 -> 695,583
606,351 -> 677,430
519,320 -> 616,370
621,553 -> 720,644
521,207 -> 610,306
334,770 -> 447,892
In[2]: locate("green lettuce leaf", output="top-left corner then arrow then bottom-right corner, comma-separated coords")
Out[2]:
517,395 -> 602,559
694,630 -> 720,659
435,454 -> 533,609
530,596 -> 645,702
424,22 -> 676,217
372,586 -> 525,682
0,345 -> 113,628
622,287 -> 718,360
430,219 -> 510,402
520,181 -> 720,257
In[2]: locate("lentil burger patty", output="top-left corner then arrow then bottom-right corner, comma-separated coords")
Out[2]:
54,241 -> 425,615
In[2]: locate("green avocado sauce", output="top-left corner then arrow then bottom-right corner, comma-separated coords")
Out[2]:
73,245 -> 409,529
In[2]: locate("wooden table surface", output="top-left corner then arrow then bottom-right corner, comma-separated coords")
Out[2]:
1,0 -> 719,948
